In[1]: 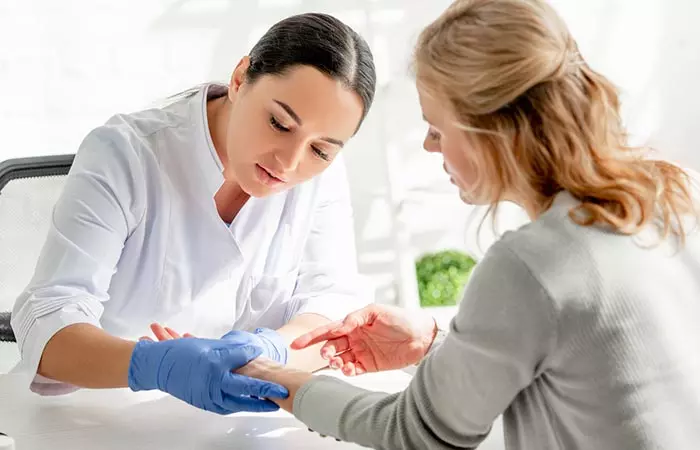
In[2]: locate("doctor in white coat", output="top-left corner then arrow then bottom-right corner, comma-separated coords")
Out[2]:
11,12 -> 376,415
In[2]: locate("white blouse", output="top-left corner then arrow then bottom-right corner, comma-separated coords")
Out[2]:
11,84 -> 370,391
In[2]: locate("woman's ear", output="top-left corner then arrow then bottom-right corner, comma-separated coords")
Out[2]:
229,56 -> 251,101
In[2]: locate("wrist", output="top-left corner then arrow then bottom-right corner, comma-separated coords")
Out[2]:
127,339 -> 159,392
426,321 -> 447,355
239,358 -> 312,413
416,317 -> 443,365
421,317 -> 439,354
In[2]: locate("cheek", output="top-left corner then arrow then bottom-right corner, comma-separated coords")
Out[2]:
226,116 -> 267,159
295,156 -> 331,181
443,141 -> 476,185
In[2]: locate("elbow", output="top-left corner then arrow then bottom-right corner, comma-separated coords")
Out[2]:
11,287 -> 103,358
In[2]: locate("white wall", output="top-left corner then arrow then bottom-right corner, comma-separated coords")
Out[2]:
1,0 -> 699,305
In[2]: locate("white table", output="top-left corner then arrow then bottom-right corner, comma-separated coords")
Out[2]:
0,369 -> 506,450
0,370 -> 411,450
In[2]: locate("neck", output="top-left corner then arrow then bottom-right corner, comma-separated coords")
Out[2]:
502,193 -> 543,222
206,93 -> 249,221
207,95 -> 231,173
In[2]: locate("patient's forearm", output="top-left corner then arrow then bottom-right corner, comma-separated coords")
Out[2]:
276,313 -> 330,372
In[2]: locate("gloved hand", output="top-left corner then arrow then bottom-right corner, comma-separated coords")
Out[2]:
128,337 -> 289,415
253,327 -> 288,364
218,328 -> 288,365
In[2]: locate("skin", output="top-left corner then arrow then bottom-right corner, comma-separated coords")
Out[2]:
418,87 -> 539,219
291,304 -> 436,376
418,88 -> 484,207
210,57 -> 363,220
37,60 -> 365,387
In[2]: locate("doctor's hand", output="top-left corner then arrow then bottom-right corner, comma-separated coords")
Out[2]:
143,323 -> 289,365
128,335 -> 289,415
291,304 -> 438,376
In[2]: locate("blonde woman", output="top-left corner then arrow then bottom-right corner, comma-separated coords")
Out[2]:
163,0 -> 700,447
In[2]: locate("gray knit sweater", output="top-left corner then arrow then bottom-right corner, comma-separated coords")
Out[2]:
293,192 -> 700,449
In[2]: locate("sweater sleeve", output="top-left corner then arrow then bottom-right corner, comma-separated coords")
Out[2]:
292,240 -> 557,449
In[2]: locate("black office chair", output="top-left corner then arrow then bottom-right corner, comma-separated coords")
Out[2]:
0,155 -> 75,343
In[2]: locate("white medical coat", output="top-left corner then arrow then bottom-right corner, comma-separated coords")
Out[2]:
11,84 -> 369,391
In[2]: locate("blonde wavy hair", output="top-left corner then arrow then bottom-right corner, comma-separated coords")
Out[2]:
414,0 -> 697,242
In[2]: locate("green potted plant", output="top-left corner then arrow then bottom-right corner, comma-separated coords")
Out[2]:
415,250 -> 477,312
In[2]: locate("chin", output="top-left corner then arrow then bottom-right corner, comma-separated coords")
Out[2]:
458,187 -> 490,206
240,179 -> 284,198
458,190 -> 476,205
242,183 -> 274,198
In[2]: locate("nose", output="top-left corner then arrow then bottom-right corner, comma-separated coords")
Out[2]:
273,141 -> 305,173
423,135 -> 441,154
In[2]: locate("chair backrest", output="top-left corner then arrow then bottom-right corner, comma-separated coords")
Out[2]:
0,155 -> 74,346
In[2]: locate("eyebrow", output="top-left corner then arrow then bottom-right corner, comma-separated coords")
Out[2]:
274,99 -> 345,147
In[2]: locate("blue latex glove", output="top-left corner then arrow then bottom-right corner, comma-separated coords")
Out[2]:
219,328 -> 288,365
253,327 -> 288,364
128,337 -> 289,415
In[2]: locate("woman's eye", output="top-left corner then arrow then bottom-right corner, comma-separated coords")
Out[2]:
428,128 -> 441,141
270,116 -> 290,132
312,146 -> 330,162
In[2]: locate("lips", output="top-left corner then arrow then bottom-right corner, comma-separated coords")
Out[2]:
443,162 -> 458,185
442,162 -> 452,180
255,164 -> 287,187
261,165 -> 284,181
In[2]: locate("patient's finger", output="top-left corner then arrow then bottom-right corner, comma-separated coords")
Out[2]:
343,362 -> 367,376
354,362 -> 367,375
164,327 -> 182,339
294,311 -> 372,349
342,361 -> 357,377
139,336 -> 153,342
151,323 -> 172,341
291,321 -> 344,349
321,337 -> 350,359
330,351 -> 356,370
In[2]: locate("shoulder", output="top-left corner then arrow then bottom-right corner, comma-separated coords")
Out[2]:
73,121 -> 146,183
77,90 -> 195,161
73,93 -> 196,174
468,236 -> 545,296
492,192 -> 635,306
69,116 -> 161,216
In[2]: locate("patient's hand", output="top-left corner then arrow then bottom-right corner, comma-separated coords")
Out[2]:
292,304 -> 437,376
139,323 -> 194,342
